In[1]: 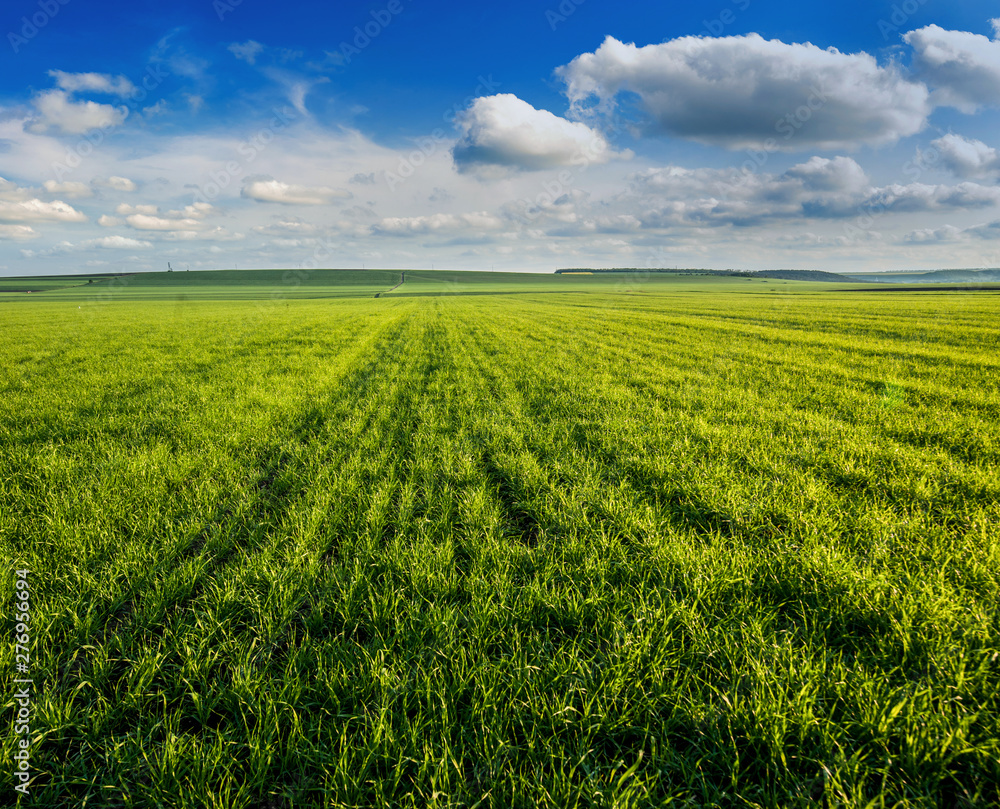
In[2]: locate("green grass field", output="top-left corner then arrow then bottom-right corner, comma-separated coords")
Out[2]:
2,270 -> 998,807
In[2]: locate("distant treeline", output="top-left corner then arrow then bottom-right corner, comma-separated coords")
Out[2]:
555,268 -> 853,282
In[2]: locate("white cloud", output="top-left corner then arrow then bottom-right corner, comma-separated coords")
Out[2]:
159,226 -> 244,242
82,236 -> 154,249
98,215 -> 123,227
115,201 -> 215,232
252,219 -> 320,236
125,214 -> 203,231
543,157 -> 1000,233
169,202 -> 213,218
143,99 -> 169,118
783,156 -> 870,193
228,40 -> 264,65
152,30 -> 209,81
374,212 -> 504,236
868,181 -> 1000,212
452,94 -> 625,172
48,71 -> 136,97
905,25 -> 1000,111
20,240 -> 76,258
904,224 -> 965,243
259,67 -> 329,116
0,198 -> 87,223
116,203 -> 159,215
609,158 -> 876,227
95,176 -> 137,192
43,180 -> 93,198
29,90 -> 127,135
0,177 -> 28,201
241,178 -> 350,205
557,35 -> 930,150
0,224 -> 39,241
930,134 -> 1000,178
905,219 -> 1000,243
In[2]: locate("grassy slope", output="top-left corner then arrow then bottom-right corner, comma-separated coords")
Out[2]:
1,283 -> 998,807
0,268 -> 858,303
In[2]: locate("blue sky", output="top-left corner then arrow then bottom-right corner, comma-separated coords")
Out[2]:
2,0 -> 1000,275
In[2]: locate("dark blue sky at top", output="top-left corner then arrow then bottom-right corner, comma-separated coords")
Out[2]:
4,0 -> 998,148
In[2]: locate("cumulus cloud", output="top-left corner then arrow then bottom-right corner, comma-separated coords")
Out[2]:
452,94 -> 625,172
241,178 -> 350,205
48,71 -> 136,97
126,214 -> 204,231
98,215 -> 123,227
905,25 -> 1000,111
43,180 -> 93,198
0,178 -> 27,201
868,181 -> 1000,212
0,224 -> 39,241
252,219 -> 320,236
556,35 -> 930,150
930,134 -> 1000,178
374,212 -> 504,235
0,198 -> 87,223
616,157 -> 876,226
20,241 -> 76,258
903,224 -> 965,243
82,235 -> 154,249
158,226 -> 244,242
784,156 -> 870,192
29,90 -> 127,134
117,202 -> 214,231
905,219 -> 1000,243
228,40 -> 264,65
95,176 -> 137,192
116,203 -> 159,216
543,156 -> 1000,233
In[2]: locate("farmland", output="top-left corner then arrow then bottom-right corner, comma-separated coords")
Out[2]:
1,270 -> 999,807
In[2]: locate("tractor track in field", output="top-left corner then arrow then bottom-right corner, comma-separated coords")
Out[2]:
374,271 -> 405,298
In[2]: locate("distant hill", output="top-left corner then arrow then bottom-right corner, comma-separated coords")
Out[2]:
555,268 -> 855,282
754,270 -> 854,282
847,269 -> 1000,284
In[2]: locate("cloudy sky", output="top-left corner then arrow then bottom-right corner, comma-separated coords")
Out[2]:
2,0 -> 1000,276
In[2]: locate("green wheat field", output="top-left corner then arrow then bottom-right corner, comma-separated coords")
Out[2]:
2,269 -> 998,807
